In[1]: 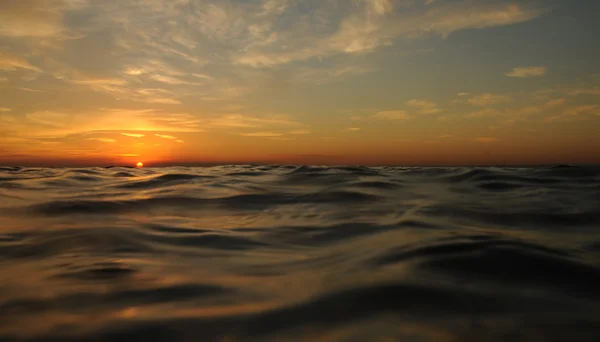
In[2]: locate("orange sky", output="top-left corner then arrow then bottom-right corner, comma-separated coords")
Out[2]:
1,0 -> 600,166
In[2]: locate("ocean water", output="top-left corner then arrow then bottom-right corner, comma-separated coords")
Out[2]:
0,165 -> 599,342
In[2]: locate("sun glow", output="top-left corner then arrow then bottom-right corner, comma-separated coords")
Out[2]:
136,162 -> 144,168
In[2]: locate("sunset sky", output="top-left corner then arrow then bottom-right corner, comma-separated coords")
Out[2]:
1,0 -> 599,166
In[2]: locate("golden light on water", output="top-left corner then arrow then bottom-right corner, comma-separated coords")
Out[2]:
136,162 -> 144,168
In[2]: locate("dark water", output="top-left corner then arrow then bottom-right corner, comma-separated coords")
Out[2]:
1,165 -> 599,341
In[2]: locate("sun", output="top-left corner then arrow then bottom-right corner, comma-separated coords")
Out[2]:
136,162 -> 144,168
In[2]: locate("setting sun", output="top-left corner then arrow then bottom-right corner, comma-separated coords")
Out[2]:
136,162 -> 144,168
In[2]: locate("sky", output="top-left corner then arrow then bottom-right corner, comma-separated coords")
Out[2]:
1,0 -> 599,167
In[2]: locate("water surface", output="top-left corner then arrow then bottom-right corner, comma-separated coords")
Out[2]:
1,165 -> 599,341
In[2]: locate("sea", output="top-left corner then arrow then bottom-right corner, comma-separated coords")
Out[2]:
0,165 -> 599,342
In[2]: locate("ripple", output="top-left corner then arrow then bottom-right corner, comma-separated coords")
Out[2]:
116,173 -> 214,189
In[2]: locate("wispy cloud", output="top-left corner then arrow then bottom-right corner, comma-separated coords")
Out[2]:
296,64 -> 376,84
373,110 -> 410,120
0,108 -> 11,112
407,99 -> 440,114
0,0 -> 85,38
468,93 -> 511,106
0,0 -> 581,166
544,98 -> 568,108
464,108 -> 500,118
0,52 -> 42,72
124,68 -> 145,76
86,137 -> 117,143
2,108 -> 205,140
505,66 -> 546,78
121,133 -> 145,138
569,87 -> 600,96
18,87 -> 43,92
233,1 -> 544,67
150,74 -> 190,85
464,98 -> 567,121
240,132 -> 284,137
154,134 -> 178,140
208,114 -> 305,129
545,105 -> 600,122
475,137 -> 499,143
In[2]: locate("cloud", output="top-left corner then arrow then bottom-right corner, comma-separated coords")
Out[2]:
3,108 -> 205,140
70,77 -> 127,89
373,110 -> 410,120
438,135 -> 453,139
207,114 -> 305,129
544,98 -> 567,109
296,64 -> 376,84
468,93 -> 510,106
569,87 -> 600,96
154,134 -> 178,140
475,137 -> 499,143
175,139 -> 185,143
509,98 -> 567,117
259,0 -> 291,16
121,133 -> 145,138
407,99 -> 440,114
505,66 -> 546,78
458,92 -> 471,96
0,52 -> 42,72
0,0 -> 548,121
0,0 -> 557,163
150,74 -> 191,85
240,132 -> 284,137
192,73 -> 213,80
545,105 -> 600,122
131,88 -> 182,105
50,66 -> 186,106
124,68 -> 145,76
19,87 -> 43,92
0,0 -> 84,38
464,98 -> 567,122
234,1 -> 544,67
0,108 -> 11,112
86,137 -> 117,143
141,112 -> 203,132
464,108 -> 500,118
345,127 -> 361,131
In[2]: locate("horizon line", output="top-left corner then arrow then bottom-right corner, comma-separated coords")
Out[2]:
1,162 -> 597,169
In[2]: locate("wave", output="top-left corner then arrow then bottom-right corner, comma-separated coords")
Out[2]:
116,173 -> 214,189
1,165 -> 600,341
28,190 -> 382,216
